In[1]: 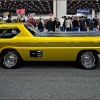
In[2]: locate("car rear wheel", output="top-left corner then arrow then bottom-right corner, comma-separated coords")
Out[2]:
77,51 -> 98,69
1,50 -> 21,69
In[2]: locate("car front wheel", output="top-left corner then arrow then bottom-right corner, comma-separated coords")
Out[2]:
1,50 -> 21,69
77,51 -> 98,69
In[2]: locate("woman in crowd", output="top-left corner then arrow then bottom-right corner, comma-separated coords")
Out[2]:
17,16 -> 23,22
37,18 -> 44,32
93,25 -> 98,32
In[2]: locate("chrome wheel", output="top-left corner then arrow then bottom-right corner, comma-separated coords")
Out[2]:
81,52 -> 95,69
3,52 -> 18,68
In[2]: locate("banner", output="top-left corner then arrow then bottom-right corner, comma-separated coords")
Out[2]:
16,9 -> 25,14
77,9 -> 90,13
28,13 -> 36,18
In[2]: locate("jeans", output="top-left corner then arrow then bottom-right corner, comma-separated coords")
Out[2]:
84,27 -> 87,31
80,26 -> 85,31
39,29 -> 43,32
55,28 -> 60,32
60,26 -> 64,31
73,27 -> 79,31
80,26 -> 87,31
63,27 -> 66,32
66,28 -> 71,31
99,25 -> 100,31
48,29 -> 52,32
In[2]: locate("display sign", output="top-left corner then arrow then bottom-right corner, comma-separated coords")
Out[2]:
16,8 -> 25,14
28,13 -> 36,18
77,9 -> 90,13
3,12 -> 9,16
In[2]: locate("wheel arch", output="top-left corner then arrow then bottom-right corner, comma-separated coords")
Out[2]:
0,48 -> 23,61
76,50 -> 99,61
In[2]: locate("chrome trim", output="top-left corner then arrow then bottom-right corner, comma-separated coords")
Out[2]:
0,42 -> 100,44
81,52 -> 95,68
3,52 -> 18,68
37,50 -> 43,58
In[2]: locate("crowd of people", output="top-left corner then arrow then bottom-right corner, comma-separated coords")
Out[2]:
1,14 -> 100,32
45,16 -> 100,32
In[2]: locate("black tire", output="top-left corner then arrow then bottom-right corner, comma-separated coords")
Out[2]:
1,50 -> 21,69
77,51 -> 98,69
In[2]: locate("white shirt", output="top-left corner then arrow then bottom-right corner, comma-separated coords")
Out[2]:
65,19 -> 73,28
60,18 -> 64,27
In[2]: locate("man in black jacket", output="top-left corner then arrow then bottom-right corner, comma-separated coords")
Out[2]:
72,17 -> 79,31
46,18 -> 53,32
53,17 -> 56,31
6,14 -> 12,23
63,16 -> 67,32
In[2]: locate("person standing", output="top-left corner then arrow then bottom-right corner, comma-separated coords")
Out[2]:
28,18 -> 36,27
55,18 -> 61,32
72,17 -> 79,31
79,16 -> 87,31
93,25 -> 98,32
65,17 -> 73,31
46,18 -> 53,32
93,18 -> 98,29
63,16 -> 67,31
32,18 -> 37,27
6,14 -> 12,23
16,16 -> 23,22
60,16 -> 64,31
89,18 -> 94,31
40,18 -> 44,25
53,17 -> 56,32
98,19 -> 100,31
38,19 -> 44,32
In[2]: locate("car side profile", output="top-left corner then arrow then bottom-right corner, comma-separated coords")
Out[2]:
0,23 -> 100,69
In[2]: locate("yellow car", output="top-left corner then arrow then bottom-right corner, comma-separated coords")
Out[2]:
0,23 -> 100,69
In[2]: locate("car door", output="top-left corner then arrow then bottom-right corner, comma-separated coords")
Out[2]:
23,24 -> 77,61
0,28 -> 21,50
24,36 -> 77,61
33,37 -> 75,61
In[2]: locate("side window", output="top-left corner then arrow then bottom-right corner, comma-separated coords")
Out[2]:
0,29 -> 5,34
3,28 -> 20,38
24,24 -> 39,36
25,24 -> 35,35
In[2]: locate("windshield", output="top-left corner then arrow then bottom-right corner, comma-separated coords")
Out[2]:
24,24 -> 39,36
